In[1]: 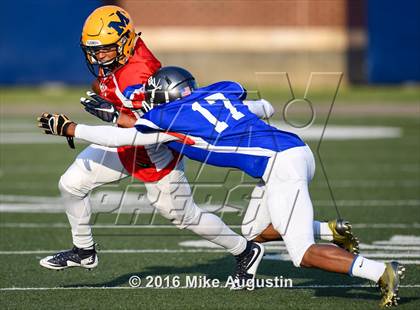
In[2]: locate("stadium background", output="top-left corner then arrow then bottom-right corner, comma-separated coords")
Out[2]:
0,0 -> 419,309
1,0 -> 420,85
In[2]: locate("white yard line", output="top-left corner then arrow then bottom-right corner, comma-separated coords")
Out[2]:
0,249 -> 227,255
3,194 -> 420,205
1,249 -> 420,257
374,241 -> 420,246
1,198 -> 420,213
0,203 -> 238,213
0,125 -> 403,144
0,204 -> 66,213
3,164 -> 418,176
358,245 -> 420,251
0,195 -> 60,203
0,284 -> 419,291
294,284 -> 420,289
361,253 -> 420,258
0,223 -> 177,229
353,223 -> 420,229
1,222 -> 420,229
264,254 -> 420,265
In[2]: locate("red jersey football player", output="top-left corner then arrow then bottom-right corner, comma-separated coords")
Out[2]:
39,6 -> 267,285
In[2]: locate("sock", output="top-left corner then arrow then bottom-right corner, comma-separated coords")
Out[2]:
349,255 -> 386,282
60,188 -> 94,249
313,221 -> 333,241
186,213 -> 247,256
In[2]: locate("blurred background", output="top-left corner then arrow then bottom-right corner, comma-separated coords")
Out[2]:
1,0 -> 420,86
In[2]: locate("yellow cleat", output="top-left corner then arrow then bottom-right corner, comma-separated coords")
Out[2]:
378,262 -> 405,307
328,219 -> 360,254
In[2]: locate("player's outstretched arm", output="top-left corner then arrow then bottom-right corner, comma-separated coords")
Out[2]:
74,124 -> 178,147
37,112 -> 177,148
243,99 -> 275,119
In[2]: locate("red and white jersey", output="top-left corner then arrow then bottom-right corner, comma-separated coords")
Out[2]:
96,38 -> 180,182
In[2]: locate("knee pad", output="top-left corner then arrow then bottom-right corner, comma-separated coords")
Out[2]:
147,170 -> 200,229
58,165 -> 91,198
158,199 -> 203,230
179,201 -> 203,228
166,201 -> 203,230
145,183 -> 182,226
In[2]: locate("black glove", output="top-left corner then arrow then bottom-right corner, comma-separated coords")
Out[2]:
80,91 -> 119,123
37,113 -> 75,148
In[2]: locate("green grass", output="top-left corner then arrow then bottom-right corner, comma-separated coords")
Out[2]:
0,94 -> 420,308
1,212 -> 420,309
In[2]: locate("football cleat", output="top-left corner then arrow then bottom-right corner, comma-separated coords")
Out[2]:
231,241 -> 265,290
328,219 -> 360,254
39,245 -> 98,270
377,262 -> 405,308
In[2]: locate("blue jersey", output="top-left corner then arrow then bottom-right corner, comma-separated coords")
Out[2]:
135,81 -> 305,178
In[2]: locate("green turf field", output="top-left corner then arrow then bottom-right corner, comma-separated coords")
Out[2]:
0,86 -> 419,309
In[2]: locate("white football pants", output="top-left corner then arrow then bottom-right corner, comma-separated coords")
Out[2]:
58,144 -> 246,255
242,145 -> 316,267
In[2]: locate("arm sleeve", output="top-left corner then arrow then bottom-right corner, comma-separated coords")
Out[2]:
74,124 -> 177,147
243,99 -> 275,119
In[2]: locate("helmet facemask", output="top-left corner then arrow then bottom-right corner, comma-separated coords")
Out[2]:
81,31 -> 135,77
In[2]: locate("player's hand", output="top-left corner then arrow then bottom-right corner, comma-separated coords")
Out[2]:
37,113 -> 76,148
80,91 -> 119,123
37,113 -> 74,136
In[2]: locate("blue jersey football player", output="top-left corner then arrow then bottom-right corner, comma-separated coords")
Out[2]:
39,67 -> 404,306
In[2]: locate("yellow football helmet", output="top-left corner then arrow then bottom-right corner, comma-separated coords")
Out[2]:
80,5 -> 137,74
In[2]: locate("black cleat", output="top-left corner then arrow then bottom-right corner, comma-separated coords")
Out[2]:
231,241 -> 264,290
39,245 -> 98,270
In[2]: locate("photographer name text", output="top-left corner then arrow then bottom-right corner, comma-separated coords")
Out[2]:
129,275 -> 293,289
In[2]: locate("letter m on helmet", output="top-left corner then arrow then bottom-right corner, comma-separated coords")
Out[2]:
108,11 -> 130,35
